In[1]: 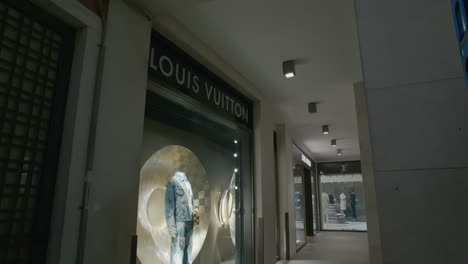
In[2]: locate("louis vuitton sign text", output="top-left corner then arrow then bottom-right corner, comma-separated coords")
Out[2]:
148,32 -> 253,128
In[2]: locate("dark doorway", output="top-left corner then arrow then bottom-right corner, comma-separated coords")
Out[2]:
0,0 -> 74,263
273,131 -> 280,260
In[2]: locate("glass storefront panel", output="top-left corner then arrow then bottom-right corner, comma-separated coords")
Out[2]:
310,174 -> 319,234
293,165 -> 306,246
137,88 -> 252,264
292,144 -> 318,247
320,173 -> 367,231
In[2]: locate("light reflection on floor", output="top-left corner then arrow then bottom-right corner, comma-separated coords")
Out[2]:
323,221 -> 367,231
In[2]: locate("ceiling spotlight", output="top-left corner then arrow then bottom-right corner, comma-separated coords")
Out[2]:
234,153 -> 238,158
234,168 -> 239,173
234,140 -> 238,144
283,60 -> 296,78
337,149 -> 342,156
308,102 -> 317,113
322,125 -> 329,135
331,139 -> 337,147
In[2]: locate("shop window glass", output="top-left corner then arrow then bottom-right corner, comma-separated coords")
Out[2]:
293,165 -> 306,246
320,173 -> 367,231
137,87 -> 252,264
310,174 -> 319,234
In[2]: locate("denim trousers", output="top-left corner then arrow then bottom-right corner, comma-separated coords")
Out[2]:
170,221 -> 194,264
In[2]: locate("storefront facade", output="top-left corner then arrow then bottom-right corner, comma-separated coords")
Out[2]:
137,32 -> 254,264
0,1 -> 304,263
291,144 -> 318,248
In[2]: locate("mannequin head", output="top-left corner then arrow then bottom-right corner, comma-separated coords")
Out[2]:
174,171 -> 186,179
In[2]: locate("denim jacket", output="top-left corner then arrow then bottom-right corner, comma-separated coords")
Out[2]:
165,173 -> 194,236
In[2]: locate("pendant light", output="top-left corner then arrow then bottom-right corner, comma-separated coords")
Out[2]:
322,125 -> 329,135
283,60 -> 296,78
331,139 -> 337,147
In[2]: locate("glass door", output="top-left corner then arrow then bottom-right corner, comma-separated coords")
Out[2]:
293,165 -> 306,247
273,132 -> 280,260
310,173 -> 319,234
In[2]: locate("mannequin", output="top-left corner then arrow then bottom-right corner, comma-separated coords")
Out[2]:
339,192 -> 347,213
321,192 -> 329,225
165,171 -> 194,264
350,192 -> 358,222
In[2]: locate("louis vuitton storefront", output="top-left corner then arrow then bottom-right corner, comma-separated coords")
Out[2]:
136,32 -> 254,264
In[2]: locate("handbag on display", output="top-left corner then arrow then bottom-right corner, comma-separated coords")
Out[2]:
192,209 -> 200,226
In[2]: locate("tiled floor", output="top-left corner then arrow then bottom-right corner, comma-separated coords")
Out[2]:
278,232 -> 370,264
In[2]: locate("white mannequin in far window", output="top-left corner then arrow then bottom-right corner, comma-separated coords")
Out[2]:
339,192 -> 347,213
321,192 -> 329,226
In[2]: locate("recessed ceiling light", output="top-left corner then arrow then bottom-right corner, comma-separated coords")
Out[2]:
308,102 -> 317,113
322,125 -> 329,135
331,139 -> 337,147
283,60 -> 296,78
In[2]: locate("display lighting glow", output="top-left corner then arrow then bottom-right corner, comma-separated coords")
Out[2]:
285,72 -> 295,78
234,153 -> 238,158
337,149 -> 342,156
322,125 -> 329,135
301,154 -> 311,167
215,173 -> 236,226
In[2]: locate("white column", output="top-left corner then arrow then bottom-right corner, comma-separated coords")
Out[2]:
276,124 -> 296,259
354,81 -> 383,264
355,0 -> 468,263
253,100 -> 277,263
82,0 -> 151,263
35,1 -> 102,263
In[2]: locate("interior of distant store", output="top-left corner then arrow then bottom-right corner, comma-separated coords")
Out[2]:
293,148 -> 367,246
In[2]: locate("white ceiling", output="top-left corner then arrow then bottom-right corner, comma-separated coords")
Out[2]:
138,0 -> 363,162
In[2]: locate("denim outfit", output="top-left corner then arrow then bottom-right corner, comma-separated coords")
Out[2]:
165,172 -> 194,264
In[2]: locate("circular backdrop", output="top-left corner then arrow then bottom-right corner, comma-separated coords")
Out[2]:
137,145 -> 210,264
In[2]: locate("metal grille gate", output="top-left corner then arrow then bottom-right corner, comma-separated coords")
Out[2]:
0,0 -> 74,263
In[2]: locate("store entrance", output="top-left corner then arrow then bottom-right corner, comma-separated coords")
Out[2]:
293,163 -> 319,247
